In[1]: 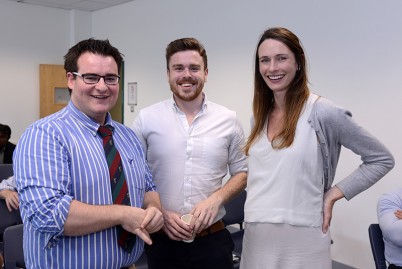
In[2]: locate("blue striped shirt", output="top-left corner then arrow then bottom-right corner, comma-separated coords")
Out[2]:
14,101 -> 156,269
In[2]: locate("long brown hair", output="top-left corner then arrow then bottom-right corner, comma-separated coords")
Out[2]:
245,27 -> 309,155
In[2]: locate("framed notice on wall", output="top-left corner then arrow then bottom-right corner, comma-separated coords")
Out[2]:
54,87 -> 70,104
127,82 -> 137,106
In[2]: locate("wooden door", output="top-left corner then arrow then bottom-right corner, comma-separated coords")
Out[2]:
40,64 -> 69,118
39,64 -> 123,123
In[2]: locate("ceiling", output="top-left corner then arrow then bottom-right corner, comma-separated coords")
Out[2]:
8,0 -> 136,12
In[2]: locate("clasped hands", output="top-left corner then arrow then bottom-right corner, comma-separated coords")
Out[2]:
122,206 -> 164,245
161,196 -> 221,241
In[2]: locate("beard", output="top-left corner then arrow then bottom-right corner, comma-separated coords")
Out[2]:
169,79 -> 204,102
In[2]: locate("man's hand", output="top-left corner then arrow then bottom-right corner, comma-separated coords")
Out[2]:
394,209 -> 402,219
190,195 -> 222,234
1,189 -> 19,212
121,206 -> 163,245
161,209 -> 192,241
141,206 -> 164,234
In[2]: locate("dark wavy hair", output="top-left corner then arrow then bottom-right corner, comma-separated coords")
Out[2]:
64,38 -> 123,74
165,38 -> 208,70
0,124 -> 11,139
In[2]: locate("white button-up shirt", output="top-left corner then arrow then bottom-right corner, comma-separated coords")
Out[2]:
133,96 -> 247,222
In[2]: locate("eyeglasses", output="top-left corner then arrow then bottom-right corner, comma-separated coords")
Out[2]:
72,72 -> 120,85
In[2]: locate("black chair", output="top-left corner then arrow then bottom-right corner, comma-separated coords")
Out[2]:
0,199 -> 23,255
3,223 -> 25,269
368,223 -> 387,269
222,190 -> 246,268
0,164 -> 13,182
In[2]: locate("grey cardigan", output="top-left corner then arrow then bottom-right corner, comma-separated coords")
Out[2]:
308,97 -> 395,200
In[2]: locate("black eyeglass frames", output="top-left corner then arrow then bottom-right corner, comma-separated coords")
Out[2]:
72,72 -> 120,85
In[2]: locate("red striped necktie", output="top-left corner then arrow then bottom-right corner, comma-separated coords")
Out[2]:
98,125 -> 136,252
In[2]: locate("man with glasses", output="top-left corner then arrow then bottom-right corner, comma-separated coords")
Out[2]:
72,72 -> 120,87
14,38 -> 163,269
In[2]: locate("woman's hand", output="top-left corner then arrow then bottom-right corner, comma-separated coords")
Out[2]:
322,186 -> 344,233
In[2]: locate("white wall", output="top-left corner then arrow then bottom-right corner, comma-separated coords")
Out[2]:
0,0 -> 92,142
0,0 -> 68,142
1,0 -> 401,268
93,1 -> 402,268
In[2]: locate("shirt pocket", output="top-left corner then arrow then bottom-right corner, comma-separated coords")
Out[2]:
201,137 -> 229,171
125,156 -> 146,208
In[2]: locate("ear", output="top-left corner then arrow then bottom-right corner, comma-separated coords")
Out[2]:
67,72 -> 75,90
204,68 -> 208,82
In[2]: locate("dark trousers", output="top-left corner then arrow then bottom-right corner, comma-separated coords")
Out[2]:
145,229 -> 234,269
389,265 -> 402,269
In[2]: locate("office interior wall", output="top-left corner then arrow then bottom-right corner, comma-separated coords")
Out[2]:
0,0 -> 69,142
0,0 -> 401,268
69,9 -> 92,46
0,0 -> 91,142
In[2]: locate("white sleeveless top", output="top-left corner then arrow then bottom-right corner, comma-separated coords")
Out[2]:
245,93 -> 324,227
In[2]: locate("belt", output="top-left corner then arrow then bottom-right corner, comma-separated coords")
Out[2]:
195,220 -> 225,237
156,220 -> 225,238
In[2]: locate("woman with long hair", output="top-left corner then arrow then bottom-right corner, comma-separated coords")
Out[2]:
241,27 -> 394,268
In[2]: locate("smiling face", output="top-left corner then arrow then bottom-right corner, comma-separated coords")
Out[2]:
67,52 -> 119,125
167,50 -> 208,102
258,39 -> 298,94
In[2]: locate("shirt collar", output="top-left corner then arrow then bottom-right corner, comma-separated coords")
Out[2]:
67,101 -> 114,136
170,93 -> 208,113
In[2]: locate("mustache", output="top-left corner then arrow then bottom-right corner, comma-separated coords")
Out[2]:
178,78 -> 197,84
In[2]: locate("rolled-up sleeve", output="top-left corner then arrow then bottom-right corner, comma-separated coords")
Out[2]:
228,117 -> 248,176
14,124 -> 72,243
0,176 -> 17,191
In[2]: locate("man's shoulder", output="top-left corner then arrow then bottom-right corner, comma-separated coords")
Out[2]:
205,100 -> 237,119
138,99 -> 172,117
112,121 -> 135,134
112,120 -> 143,141
206,100 -> 232,110
31,106 -> 70,128
380,188 -> 402,201
6,141 -> 16,149
143,99 -> 171,110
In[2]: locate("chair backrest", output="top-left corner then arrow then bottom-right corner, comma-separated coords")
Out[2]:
222,190 -> 247,226
368,223 -> 387,269
0,164 -> 13,181
0,199 -> 23,236
3,223 -> 25,269
223,190 -> 246,268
